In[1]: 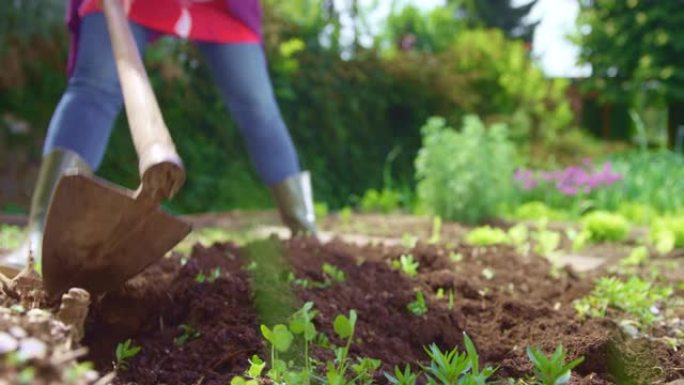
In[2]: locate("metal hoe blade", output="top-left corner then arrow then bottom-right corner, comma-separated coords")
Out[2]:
41,172 -> 190,297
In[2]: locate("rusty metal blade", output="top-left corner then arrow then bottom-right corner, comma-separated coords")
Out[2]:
42,173 -> 191,297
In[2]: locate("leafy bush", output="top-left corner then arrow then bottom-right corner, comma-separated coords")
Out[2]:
580,211 -> 630,243
415,115 -> 517,223
465,226 -> 509,246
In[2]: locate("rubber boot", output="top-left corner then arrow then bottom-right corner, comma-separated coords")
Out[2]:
0,148 -> 92,277
269,171 -> 318,237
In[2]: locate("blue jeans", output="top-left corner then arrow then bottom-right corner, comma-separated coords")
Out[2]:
44,13 -> 300,186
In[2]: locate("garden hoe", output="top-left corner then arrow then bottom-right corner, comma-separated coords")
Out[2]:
40,0 -> 190,298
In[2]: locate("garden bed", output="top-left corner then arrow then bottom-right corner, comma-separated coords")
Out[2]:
72,236 -> 684,384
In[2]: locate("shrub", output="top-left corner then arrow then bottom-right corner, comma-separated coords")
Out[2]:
415,115 -> 517,223
359,188 -> 402,214
581,211 -> 630,243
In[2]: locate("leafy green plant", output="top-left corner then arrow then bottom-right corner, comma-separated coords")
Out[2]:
465,226 -> 509,247
260,324 -> 294,382
574,276 -> 672,326
195,267 -> 221,284
421,333 -> 496,385
231,355 -> 266,385
322,263 -> 346,284
407,291 -> 428,316
175,324 -> 201,347
581,211 -> 630,243
526,344 -> 584,385
415,115 -> 517,224
392,254 -> 420,278
115,339 -> 141,371
385,364 -> 421,385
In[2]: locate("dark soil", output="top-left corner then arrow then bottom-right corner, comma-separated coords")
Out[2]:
83,237 -> 684,385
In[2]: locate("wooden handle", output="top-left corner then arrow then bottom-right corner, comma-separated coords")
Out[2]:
102,0 -> 185,202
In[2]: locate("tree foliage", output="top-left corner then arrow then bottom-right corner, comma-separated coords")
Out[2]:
451,0 -> 540,42
575,0 -> 684,105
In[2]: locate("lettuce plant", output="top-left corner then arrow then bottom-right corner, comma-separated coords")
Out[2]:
465,226 -> 509,247
581,211 -> 630,243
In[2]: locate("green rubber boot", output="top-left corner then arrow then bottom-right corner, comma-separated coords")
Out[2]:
269,171 -> 318,237
0,148 -> 91,277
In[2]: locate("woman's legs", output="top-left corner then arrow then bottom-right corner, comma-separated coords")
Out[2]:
196,42 -> 315,234
43,12 -> 150,169
195,42 -> 300,185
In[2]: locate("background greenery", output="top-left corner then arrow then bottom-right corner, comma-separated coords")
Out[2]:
1,0 -> 681,219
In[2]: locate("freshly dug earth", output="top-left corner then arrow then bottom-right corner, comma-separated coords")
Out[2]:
83,238 -> 684,385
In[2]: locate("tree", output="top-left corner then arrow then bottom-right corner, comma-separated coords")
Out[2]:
575,0 -> 684,105
451,0 -> 540,43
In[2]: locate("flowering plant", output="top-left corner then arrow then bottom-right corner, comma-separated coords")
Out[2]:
514,160 -> 623,197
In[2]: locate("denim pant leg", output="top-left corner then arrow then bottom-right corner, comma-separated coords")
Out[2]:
196,42 -> 301,186
43,13 -> 149,170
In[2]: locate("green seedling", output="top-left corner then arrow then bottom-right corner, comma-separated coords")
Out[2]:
385,364 -> 421,385
481,268 -> 495,280
402,233 -> 418,248
260,324 -> 294,382
429,216 -> 443,244
449,252 -> 464,262
392,254 -> 420,278
619,246 -> 649,267
175,324 -> 201,347
115,339 -> 141,371
231,355 -> 266,385
195,267 -> 221,284
574,276 -> 672,327
408,291 -> 428,316
289,301 -> 318,377
322,263 -> 346,284
461,333 -> 497,384
422,343 -> 471,384
526,344 -> 584,385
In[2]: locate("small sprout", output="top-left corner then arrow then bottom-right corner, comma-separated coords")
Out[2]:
620,246 -> 649,267
115,339 -> 141,371
260,324 -> 294,353
402,233 -> 418,248
174,324 -> 201,347
526,344 -> 584,385
448,289 -> 455,311
407,291 -> 428,316
322,263 -> 346,284
482,267 -> 495,280
449,252 -> 464,262
436,288 -> 445,299
392,254 -> 420,278
429,216 -> 443,244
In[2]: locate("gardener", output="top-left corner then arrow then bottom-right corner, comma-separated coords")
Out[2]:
1,0 -> 317,272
